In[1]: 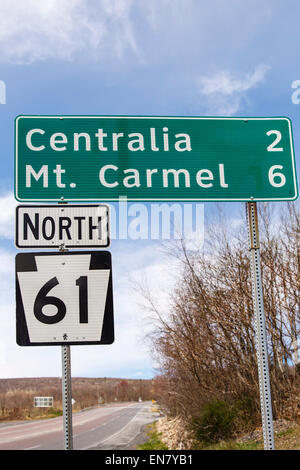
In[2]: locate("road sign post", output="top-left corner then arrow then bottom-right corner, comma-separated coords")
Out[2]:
61,344 -> 73,450
246,202 -> 275,450
59,217 -> 73,452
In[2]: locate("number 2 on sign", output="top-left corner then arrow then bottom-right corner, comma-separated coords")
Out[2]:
34,276 -> 88,324
266,130 -> 283,152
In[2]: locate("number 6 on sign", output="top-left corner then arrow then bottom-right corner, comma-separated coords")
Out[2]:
34,277 -> 67,325
268,165 -> 286,188
16,251 -> 114,346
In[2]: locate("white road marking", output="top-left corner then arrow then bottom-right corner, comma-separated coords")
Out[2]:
81,404 -> 151,450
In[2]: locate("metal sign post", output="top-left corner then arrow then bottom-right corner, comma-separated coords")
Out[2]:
58,198 -> 73,451
246,202 -> 275,450
61,344 -> 73,450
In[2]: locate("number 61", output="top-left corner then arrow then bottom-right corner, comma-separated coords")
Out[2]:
34,276 -> 88,324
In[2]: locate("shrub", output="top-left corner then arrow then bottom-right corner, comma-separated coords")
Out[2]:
192,400 -> 236,443
233,395 -> 258,430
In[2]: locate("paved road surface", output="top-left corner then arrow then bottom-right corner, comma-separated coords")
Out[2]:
0,402 -> 158,450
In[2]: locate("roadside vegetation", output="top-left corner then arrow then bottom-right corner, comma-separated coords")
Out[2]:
141,418 -> 300,450
0,377 -> 153,421
138,423 -> 168,450
140,201 -> 300,449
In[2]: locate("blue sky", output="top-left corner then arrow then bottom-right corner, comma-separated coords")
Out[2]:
0,0 -> 299,379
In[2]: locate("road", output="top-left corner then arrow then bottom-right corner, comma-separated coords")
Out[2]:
0,401 -> 159,450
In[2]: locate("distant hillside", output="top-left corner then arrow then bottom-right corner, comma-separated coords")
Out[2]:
0,377 -> 154,421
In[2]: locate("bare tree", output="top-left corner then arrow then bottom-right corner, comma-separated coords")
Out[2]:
146,202 -> 300,427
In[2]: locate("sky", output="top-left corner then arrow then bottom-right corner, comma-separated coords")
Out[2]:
0,0 -> 300,379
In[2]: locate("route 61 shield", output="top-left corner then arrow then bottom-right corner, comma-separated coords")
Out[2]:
16,251 -> 114,346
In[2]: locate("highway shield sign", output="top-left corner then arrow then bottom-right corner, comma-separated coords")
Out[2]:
16,251 -> 114,346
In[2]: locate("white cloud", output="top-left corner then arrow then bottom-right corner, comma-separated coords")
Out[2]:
0,249 -> 15,311
0,192 -> 16,239
0,0 -> 140,64
71,323 -> 153,377
0,0 -> 277,76
132,261 -> 177,307
197,64 -> 270,115
199,65 -> 270,96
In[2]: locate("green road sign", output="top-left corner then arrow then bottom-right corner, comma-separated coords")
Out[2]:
15,115 -> 298,202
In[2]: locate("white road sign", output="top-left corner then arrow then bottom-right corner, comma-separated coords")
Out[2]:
16,204 -> 110,248
34,397 -> 54,407
16,251 -> 114,346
